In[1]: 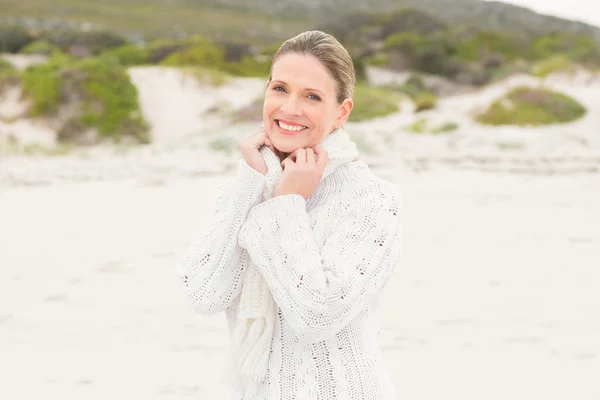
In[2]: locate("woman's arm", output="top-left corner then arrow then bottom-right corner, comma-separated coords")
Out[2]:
238,181 -> 402,344
177,160 -> 266,315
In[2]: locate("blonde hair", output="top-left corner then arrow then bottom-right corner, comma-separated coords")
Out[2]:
269,30 -> 355,104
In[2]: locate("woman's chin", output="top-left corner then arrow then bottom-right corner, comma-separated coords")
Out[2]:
270,138 -> 303,154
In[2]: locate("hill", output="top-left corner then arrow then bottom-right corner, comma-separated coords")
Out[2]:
1,0 -> 599,44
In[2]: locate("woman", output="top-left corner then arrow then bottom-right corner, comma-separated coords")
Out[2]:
177,30 -> 402,400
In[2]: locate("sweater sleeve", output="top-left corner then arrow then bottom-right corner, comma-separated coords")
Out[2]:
238,182 -> 402,344
177,160 -> 266,315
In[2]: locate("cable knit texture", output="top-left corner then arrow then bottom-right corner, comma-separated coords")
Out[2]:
177,128 -> 402,400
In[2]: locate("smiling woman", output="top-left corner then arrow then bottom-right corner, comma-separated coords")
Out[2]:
262,32 -> 355,154
177,30 -> 402,400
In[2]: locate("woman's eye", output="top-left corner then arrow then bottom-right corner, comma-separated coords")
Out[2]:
308,94 -> 321,101
273,86 -> 285,92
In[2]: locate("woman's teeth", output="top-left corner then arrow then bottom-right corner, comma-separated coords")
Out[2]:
277,120 -> 307,131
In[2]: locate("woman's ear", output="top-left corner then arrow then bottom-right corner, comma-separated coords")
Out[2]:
334,97 -> 353,128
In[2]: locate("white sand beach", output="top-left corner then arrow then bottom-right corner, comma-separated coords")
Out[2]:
1,61 -> 599,399
1,166 -> 598,400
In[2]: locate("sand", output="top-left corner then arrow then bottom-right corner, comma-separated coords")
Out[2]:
1,63 -> 599,399
0,166 -> 598,400
127,66 -> 265,143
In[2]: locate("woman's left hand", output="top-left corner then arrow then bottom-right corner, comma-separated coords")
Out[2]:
272,146 -> 329,200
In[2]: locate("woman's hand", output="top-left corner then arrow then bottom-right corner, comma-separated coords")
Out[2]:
272,147 -> 329,200
238,126 -> 276,176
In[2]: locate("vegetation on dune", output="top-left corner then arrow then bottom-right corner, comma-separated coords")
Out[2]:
100,44 -> 151,66
453,31 -> 530,62
0,25 -> 34,53
405,118 -> 458,134
19,52 -> 148,144
20,40 -> 60,56
348,84 -> 403,122
531,55 -> 577,79
0,3 -> 597,138
158,37 -> 271,77
0,0 -> 305,45
475,86 -> 587,126
532,33 -> 600,64
321,8 -> 600,90
0,58 -> 19,86
38,29 -> 127,55
395,75 -> 438,112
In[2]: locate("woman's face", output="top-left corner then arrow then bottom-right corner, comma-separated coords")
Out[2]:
262,52 -> 353,154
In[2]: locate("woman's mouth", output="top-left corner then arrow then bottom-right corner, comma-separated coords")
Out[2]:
275,119 -> 308,135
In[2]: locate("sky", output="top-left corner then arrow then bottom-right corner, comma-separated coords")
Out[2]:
485,0 -> 600,28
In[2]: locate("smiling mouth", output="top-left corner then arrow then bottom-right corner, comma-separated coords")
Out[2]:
275,119 -> 308,132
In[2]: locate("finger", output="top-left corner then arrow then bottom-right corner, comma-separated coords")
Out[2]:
264,136 -> 276,153
293,148 -> 307,164
314,146 -> 329,169
251,130 -> 269,148
305,148 -> 316,166
281,157 -> 294,170
247,125 -> 265,138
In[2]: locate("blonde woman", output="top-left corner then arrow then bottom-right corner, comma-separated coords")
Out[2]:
177,30 -> 402,400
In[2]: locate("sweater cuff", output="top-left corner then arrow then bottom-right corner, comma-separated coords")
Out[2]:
248,194 -> 307,225
234,159 -> 267,203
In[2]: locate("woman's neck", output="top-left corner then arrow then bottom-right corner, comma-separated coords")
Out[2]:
275,149 -> 290,162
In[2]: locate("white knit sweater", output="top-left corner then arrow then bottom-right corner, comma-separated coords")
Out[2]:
177,157 -> 402,400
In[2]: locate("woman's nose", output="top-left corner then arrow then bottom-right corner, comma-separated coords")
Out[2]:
280,95 -> 301,115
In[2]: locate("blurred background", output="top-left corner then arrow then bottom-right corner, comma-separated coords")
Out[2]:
0,0 -> 599,399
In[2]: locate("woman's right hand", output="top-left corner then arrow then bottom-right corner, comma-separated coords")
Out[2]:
238,126 -> 275,176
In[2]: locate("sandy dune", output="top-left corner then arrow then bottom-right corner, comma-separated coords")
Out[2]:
128,67 -> 265,143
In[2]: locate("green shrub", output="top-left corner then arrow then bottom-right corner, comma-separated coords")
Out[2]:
455,31 -> 528,62
394,75 -> 437,112
222,55 -> 270,77
384,32 -> 422,53
147,39 -> 188,63
40,29 -> 128,55
0,25 -> 34,53
76,56 -> 148,142
532,55 -> 577,78
218,41 -> 253,62
533,33 -> 600,63
397,74 -> 426,97
431,121 -> 459,133
385,32 -> 457,77
20,40 -> 59,56
414,92 -> 437,112
317,10 -> 381,43
405,118 -> 457,134
476,86 -> 586,126
406,117 -> 428,133
380,8 -> 446,37
366,53 -> 389,66
101,44 -> 151,66
20,54 -> 148,143
349,84 -> 402,122
160,37 -> 225,68
21,60 -> 63,117
0,59 -> 18,83
352,55 -> 367,82
258,42 -> 282,58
